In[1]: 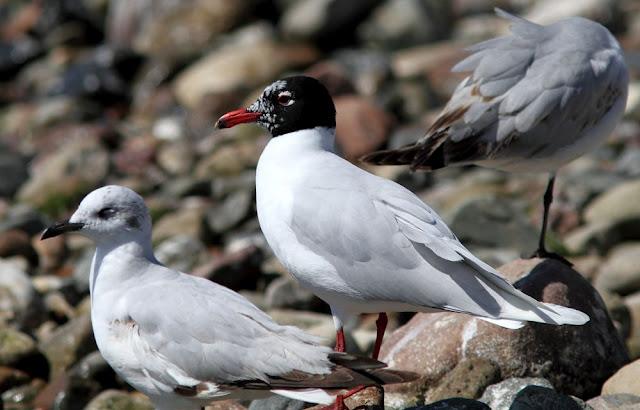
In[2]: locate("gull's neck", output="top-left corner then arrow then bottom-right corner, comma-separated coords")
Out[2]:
90,234 -> 158,297
267,126 -> 336,153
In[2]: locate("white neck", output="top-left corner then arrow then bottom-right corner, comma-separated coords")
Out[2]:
267,127 -> 336,153
89,236 -> 157,297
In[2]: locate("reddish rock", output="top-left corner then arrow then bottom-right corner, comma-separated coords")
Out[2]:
380,258 -> 628,400
335,95 -> 394,161
32,234 -> 67,273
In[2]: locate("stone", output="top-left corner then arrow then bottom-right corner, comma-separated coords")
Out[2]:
595,243 -> 640,295
205,190 -> 254,236
406,398 -> 490,409
0,328 -> 35,366
447,194 -> 538,253
587,394 -> 640,410
602,359 -> 640,396
0,229 -> 38,266
0,259 -> 45,329
152,200 -> 208,243
585,180 -> 640,226
157,141 -> 195,176
479,377 -> 554,410
334,95 -> 394,161
31,234 -> 67,273
264,276 -> 323,311
192,244 -> 264,291
0,204 -> 47,237
38,313 -> 96,376
510,385 -> 589,410
357,0 -> 453,49
17,133 -> 108,216
84,389 -> 154,410
107,0 -> 252,61
195,135 -> 267,179
248,395 -> 305,410
426,358 -> 500,402
173,24 -> 318,109
205,400 -> 247,410
0,148 -> 29,197
155,235 -> 207,273
1,379 -> 46,408
0,366 -> 29,392
380,259 -> 629,403
526,0 -> 622,27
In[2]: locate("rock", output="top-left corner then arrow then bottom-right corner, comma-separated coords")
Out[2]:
17,133 -> 109,216
113,134 -> 158,176
381,259 -> 629,402
510,385 -> 589,410
211,171 -> 256,200
357,0 -> 453,49
157,141 -> 195,176
0,148 -> 29,197
38,313 -> 96,376
584,179 -> 640,228
0,328 -> 47,377
248,395 -> 305,410
526,0 -> 622,28
195,135 -> 267,178
192,244 -> 263,291
0,36 -> 42,79
334,95 -> 394,161
598,290 -> 631,340
264,276 -> 323,311
480,378 -> 554,410
602,359 -> 640,396
0,366 -> 29,392
406,398 -> 490,409
0,259 -> 45,329
205,190 -> 254,236
31,234 -> 67,273
267,310 -> 336,344
152,200 -> 208,243
173,24 -> 318,109
306,386 -> 383,410
595,243 -> 640,295
586,394 -> 640,410
155,235 -> 207,273
107,0 -> 252,61
0,229 -> 38,266
279,0 -> 383,48
447,194 -> 538,253
426,358 -> 500,402
205,400 -> 247,410
1,379 -> 46,408
0,204 -> 48,237
85,389 -> 154,410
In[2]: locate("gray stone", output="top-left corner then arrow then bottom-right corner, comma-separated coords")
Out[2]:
264,276 -> 321,311
39,313 -> 96,376
509,385 -> 589,410
479,378 -> 554,410
0,149 -> 28,197
206,190 -> 254,235
155,235 -> 207,273
426,358 -> 500,402
84,389 -> 154,410
248,395 -> 305,410
586,394 -> 640,410
595,243 -> 640,295
0,259 -> 45,329
407,398 -> 490,409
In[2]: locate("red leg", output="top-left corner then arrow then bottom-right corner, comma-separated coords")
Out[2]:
335,328 -> 345,352
320,386 -> 367,410
372,313 -> 388,360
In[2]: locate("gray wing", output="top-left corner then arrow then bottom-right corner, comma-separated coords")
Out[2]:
123,270 -> 334,393
362,9 -> 628,170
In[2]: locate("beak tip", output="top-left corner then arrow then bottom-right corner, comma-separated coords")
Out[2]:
214,119 -> 226,130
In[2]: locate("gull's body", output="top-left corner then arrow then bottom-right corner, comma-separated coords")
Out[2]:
42,186 -> 416,410
362,10 -> 629,258
215,76 -> 590,359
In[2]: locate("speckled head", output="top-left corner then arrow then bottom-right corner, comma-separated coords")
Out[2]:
41,185 -> 152,244
215,76 -> 336,137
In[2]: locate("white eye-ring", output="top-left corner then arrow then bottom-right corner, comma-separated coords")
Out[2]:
277,91 -> 294,106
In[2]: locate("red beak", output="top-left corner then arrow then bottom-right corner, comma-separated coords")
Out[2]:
214,109 -> 262,129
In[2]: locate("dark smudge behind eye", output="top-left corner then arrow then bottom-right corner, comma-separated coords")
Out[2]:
126,216 -> 140,229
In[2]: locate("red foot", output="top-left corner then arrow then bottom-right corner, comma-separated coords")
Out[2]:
372,312 -> 388,360
335,328 -> 345,352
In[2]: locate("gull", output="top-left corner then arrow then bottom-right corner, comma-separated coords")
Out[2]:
362,9 -> 629,262
40,185 -> 417,410
215,75 -> 590,361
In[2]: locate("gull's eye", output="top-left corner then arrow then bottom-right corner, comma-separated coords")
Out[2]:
277,92 -> 294,107
97,207 -> 116,219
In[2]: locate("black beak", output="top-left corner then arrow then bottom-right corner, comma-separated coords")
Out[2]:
41,221 -> 84,240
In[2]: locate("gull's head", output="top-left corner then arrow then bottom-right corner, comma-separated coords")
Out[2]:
41,185 -> 151,244
215,75 -> 336,137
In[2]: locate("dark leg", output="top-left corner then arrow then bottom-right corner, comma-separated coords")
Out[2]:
372,313 -> 388,360
335,328 -> 346,352
530,174 -> 571,266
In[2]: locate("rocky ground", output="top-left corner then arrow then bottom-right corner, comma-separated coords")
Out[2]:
1,0 -> 640,409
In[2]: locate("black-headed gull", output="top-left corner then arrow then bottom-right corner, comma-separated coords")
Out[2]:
41,185 -> 417,410
362,9 -> 629,262
215,76 -> 589,360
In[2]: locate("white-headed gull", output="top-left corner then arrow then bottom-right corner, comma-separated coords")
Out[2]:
362,9 -> 629,262
41,185 -> 417,410
215,76 -> 590,360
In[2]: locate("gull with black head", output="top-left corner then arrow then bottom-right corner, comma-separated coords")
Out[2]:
215,75 -> 590,361
41,185 -> 417,410
362,9 -> 629,262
